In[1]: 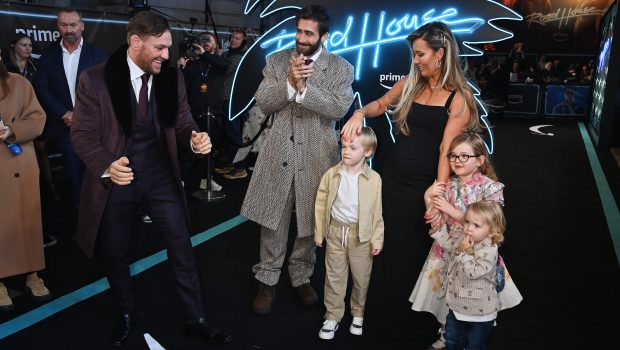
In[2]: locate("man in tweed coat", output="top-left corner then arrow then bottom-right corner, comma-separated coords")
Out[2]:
241,5 -> 354,315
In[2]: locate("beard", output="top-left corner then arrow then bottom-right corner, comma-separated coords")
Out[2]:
62,33 -> 78,44
136,55 -> 162,75
295,38 -> 321,57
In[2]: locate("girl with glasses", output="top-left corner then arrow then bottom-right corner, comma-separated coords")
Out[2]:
410,132 -> 522,349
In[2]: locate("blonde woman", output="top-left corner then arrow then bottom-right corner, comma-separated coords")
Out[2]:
340,21 -> 480,337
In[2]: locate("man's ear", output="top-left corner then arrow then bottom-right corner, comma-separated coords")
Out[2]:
129,34 -> 142,49
320,32 -> 329,44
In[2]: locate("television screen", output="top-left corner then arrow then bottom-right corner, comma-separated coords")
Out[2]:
589,2 -> 617,133
545,85 -> 591,117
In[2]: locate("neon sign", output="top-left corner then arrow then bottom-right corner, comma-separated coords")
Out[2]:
230,1 -> 522,154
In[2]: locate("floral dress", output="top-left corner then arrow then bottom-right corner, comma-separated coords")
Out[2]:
408,173 -> 522,323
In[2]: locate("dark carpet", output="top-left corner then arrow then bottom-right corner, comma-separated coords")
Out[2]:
0,117 -> 619,349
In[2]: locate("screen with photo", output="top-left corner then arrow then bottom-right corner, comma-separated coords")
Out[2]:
590,2 -> 617,134
545,85 -> 591,117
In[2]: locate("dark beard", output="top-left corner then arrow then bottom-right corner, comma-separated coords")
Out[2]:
295,39 -> 321,57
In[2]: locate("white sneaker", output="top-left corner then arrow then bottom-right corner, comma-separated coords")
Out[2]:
429,328 -> 446,349
199,179 -> 223,191
349,317 -> 363,335
318,320 -> 339,340
211,179 -> 222,191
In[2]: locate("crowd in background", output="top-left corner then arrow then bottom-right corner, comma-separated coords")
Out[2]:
466,42 -> 596,115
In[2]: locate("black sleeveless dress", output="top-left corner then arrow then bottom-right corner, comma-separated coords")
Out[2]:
374,90 -> 457,306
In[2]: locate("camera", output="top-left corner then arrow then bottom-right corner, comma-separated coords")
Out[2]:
180,32 -> 201,60
179,17 -> 207,60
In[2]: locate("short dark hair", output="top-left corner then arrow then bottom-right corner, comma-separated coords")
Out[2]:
127,11 -> 171,43
231,29 -> 247,37
296,5 -> 330,37
57,7 -> 83,21
200,31 -> 217,42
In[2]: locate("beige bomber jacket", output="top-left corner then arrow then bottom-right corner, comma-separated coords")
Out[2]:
314,161 -> 384,250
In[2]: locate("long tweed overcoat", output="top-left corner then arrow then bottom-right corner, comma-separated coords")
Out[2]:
241,47 -> 354,238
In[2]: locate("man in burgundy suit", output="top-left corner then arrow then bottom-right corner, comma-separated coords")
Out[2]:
71,11 -> 231,347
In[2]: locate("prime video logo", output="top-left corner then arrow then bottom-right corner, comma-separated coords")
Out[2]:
15,25 -> 61,42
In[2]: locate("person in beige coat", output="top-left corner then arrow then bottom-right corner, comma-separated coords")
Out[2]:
0,56 -> 50,311
314,127 -> 384,340
241,5 -> 354,315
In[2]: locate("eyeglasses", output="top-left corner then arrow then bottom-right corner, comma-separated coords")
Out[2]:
447,153 -> 479,162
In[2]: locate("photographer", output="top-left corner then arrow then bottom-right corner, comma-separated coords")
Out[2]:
178,32 -> 228,193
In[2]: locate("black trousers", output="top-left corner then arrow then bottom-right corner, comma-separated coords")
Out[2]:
99,167 -> 204,320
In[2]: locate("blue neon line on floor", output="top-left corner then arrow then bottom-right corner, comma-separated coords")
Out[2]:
579,123 -> 620,265
0,215 -> 247,340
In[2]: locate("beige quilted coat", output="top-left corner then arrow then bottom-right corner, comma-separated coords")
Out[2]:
241,47 -> 354,238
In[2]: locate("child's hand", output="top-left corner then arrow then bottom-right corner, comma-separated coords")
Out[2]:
459,236 -> 474,251
432,196 -> 453,214
371,248 -> 382,256
424,206 -> 443,228
425,180 -> 446,200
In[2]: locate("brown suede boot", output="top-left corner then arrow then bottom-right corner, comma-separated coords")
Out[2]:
296,283 -> 318,306
252,282 -> 276,315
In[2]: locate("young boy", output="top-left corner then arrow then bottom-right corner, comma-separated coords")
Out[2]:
314,127 -> 384,340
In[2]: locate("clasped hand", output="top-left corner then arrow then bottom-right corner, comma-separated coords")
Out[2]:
191,130 -> 212,154
287,54 -> 314,92
0,126 -> 13,141
424,180 -> 447,228
108,156 -> 133,186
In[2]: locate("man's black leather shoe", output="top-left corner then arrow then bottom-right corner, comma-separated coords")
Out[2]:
111,313 -> 138,348
186,317 -> 232,345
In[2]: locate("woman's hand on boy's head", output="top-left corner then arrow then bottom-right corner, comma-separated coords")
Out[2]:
340,111 -> 364,142
371,248 -> 382,256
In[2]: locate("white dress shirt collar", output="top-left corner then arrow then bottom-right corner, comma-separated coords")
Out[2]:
61,37 -> 83,54
308,46 -> 322,63
127,51 -> 153,101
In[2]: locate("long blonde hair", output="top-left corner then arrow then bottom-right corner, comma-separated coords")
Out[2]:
392,22 -> 480,135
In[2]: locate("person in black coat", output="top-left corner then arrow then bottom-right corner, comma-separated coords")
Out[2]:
177,32 -> 228,194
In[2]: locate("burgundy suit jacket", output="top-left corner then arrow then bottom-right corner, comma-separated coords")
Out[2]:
71,46 -> 198,257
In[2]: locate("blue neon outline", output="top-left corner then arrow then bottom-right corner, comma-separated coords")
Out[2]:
228,15 -> 297,120
356,13 -> 370,80
373,11 -> 386,68
330,16 -> 354,48
460,1 -> 523,56
239,0 -> 521,149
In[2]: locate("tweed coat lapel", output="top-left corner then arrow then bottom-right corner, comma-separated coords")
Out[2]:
307,47 -> 329,86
